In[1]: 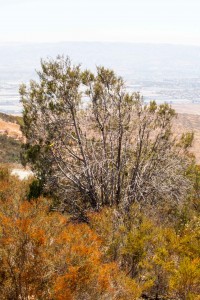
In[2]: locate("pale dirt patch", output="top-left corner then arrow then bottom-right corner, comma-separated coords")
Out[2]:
11,168 -> 33,180
172,103 -> 200,115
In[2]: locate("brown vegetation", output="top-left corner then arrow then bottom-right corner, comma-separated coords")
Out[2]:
0,164 -> 199,299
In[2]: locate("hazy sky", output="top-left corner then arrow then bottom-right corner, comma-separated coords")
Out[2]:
0,0 -> 200,45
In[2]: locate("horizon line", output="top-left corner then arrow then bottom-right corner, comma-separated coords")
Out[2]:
1,40 -> 200,48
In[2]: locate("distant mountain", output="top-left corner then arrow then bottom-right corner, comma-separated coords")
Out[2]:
1,42 -> 200,81
1,42 -> 200,114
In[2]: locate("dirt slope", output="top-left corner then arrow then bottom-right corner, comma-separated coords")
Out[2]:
0,118 -> 22,140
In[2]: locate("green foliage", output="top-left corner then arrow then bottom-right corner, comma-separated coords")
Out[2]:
89,203 -> 200,299
27,178 -> 43,200
180,132 -> 194,150
169,257 -> 200,299
0,165 -> 9,181
185,163 -> 200,211
0,134 -> 21,163
20,56 -> 193,214
0,112 -> 23,125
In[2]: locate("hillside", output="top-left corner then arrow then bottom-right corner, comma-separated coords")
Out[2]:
175,113 -> 200,162
0,115 -> 22,163
1,112 -> 200,163
0,112 -> 22,125
0,135 -> 21,163
0,117 -> 22,140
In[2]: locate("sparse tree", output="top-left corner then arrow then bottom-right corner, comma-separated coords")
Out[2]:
20,56 -> 192,214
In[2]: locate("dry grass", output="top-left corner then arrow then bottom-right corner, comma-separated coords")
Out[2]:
0,118 -> 22,140
174,113 -> 200,163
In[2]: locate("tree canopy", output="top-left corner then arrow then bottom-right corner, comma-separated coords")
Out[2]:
20,56 -> 192,215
